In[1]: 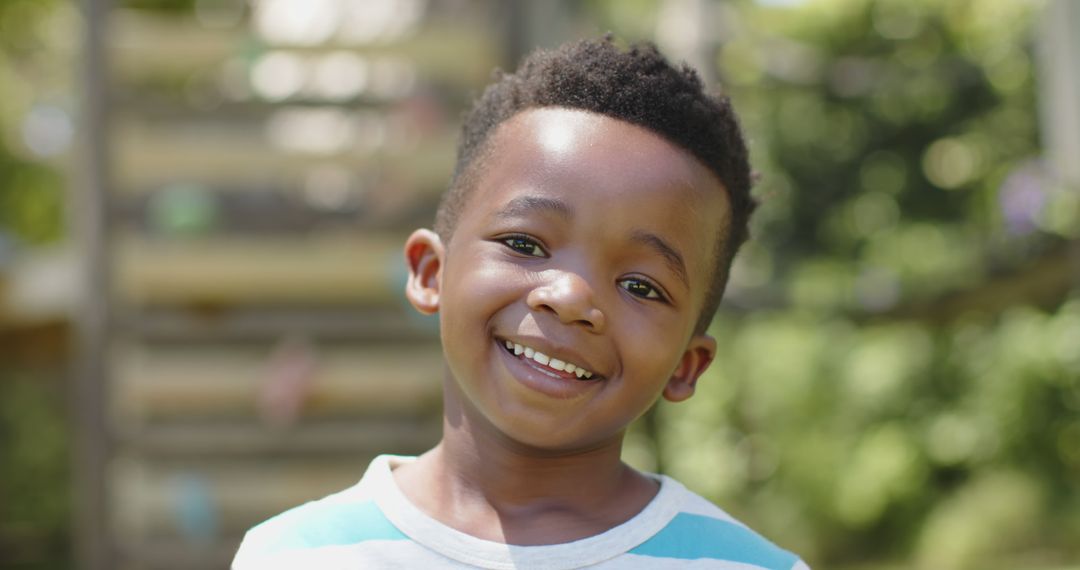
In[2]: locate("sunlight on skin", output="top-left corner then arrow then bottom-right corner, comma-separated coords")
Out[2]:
536,118 -> 579,157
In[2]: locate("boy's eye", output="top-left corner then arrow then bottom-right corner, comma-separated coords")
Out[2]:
501,235 -> 547,257
618,278 -> 664,301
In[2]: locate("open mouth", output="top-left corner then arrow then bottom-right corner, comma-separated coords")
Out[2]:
499,338 -> 600,381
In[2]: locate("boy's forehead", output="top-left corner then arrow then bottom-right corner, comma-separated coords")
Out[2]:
479,107 -> 730,222
465,107 -> 731,287
497,108 -> 704,176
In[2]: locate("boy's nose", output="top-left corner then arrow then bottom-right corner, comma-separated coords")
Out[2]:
526,271 -> 606,333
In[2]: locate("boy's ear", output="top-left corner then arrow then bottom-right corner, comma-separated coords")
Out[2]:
662,334 -> 717,403
404,229 -> 444,315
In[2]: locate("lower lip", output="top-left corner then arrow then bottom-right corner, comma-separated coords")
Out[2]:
496,339 -> 601,400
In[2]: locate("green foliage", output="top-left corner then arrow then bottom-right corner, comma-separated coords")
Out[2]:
0,0 -> 67,245
727,0 -> 1047,301
119,0 -> 198,13
0,0 -> 70,564
0,162 -> 64,244
0,373 -> 71,566
660,302 -> 1080,567
0,374 -> 69,528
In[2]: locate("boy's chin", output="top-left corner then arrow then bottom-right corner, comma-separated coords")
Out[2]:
482,417 -> 628,457
442,361 -> 629,455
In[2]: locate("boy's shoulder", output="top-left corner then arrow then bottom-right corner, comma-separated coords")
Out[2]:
640,475 -> 809,570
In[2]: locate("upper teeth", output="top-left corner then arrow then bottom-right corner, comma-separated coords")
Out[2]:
505,340 -> 594,379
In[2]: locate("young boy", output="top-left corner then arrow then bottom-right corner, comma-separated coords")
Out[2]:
233,38 -> 809,570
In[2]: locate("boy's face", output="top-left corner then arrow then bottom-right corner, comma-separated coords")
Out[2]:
406,107 -> 728,452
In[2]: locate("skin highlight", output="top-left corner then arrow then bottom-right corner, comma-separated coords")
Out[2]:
398,108 -> 728,545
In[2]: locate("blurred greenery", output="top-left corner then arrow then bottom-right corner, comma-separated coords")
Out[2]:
0,372 -> 71,568
0,0 -> 68,246
1,0 -> 72,567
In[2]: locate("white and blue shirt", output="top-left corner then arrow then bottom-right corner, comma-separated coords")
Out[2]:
233,455 -> 809,569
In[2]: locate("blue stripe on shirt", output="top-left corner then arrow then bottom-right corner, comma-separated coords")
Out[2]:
629,513 -> 799,569
256,499 -> 407,552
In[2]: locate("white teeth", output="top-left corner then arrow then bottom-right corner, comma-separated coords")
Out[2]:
506,340 -> 595,379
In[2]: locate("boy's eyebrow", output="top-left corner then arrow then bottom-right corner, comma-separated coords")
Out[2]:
494,195 -> 574,220
631,230 -> 689,289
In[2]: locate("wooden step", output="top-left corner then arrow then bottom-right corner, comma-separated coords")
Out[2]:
114,419 -> 441,458
111,115 -> 456,197
118,306 -> 438,342
109,10 -> 498,87
110,453 -> 377,539
114,233 -> 409,307
111,342 -> 445,423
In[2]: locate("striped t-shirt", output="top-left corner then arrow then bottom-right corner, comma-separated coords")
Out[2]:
233,455 -> 809,569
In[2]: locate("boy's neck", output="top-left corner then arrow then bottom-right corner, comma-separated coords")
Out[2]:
391,390 -> 659,545
439,412 -> 628,505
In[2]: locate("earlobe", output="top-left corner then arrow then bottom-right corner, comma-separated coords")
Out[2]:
662,334 -> 717,403
404,229 -> 444,315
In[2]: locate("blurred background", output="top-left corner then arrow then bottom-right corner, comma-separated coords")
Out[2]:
0,0 -> 1077,568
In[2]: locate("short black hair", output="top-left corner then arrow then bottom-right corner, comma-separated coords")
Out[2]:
435,37 -> 755,334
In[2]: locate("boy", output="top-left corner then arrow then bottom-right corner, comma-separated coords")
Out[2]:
233,38 -> 809,569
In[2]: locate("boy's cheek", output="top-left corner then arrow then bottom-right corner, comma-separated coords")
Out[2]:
442,261 -> 522,319
447,254 -> 529,297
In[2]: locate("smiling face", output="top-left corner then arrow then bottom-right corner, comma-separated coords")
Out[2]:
405,107 -> 730,452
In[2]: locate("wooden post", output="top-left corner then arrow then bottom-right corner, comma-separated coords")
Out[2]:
1038,0 -> 1080,187
1036,0 -> 1080,289
71,0 -> 112,567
